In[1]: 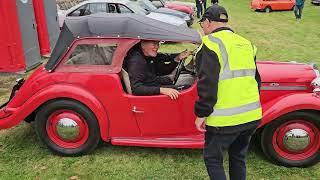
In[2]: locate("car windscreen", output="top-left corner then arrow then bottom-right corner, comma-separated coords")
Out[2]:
127,2 -> 149,15
138,0 -> 158,11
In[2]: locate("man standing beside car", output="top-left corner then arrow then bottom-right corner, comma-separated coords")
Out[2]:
194,5 -> 262,180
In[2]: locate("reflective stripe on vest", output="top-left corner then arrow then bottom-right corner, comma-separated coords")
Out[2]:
208,34 -> 256,81
211,101 -> 261,116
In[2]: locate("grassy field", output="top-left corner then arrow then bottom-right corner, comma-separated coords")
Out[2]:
0,0 -> 320,179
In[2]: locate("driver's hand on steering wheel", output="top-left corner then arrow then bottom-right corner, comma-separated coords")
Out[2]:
160,88 -> 180,100
175,49 -> 192,61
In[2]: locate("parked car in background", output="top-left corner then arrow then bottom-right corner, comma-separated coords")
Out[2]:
1,14 -> 319,167
164,0 -> 196,11
311,0 -> 320,5
150,0 -> 194,15
130,0 -> 192,26
58,0 -> 187,28
251,0 -> 295,12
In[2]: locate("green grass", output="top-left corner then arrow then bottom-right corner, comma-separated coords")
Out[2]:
0,0 -> 320,179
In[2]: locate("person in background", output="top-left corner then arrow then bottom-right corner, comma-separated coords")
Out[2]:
195,0 -> 203,18
294,0 -> 305,19
211,0 -> 219,5
202,0 -> 207,11
195,4 -> 262,180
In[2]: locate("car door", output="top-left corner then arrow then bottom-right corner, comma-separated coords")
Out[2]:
281,0 -> 294,9
128,85 -> 198,136
56,38 -> 142,138
272,0 -> 283,10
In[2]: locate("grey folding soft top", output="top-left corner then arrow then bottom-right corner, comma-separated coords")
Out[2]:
45,13 -> 201,71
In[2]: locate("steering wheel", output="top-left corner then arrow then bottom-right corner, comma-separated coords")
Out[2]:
173,60 -> 185,85
173,49 -> 198,85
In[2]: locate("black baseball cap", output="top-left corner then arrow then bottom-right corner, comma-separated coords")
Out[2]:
199,4 -> 228,23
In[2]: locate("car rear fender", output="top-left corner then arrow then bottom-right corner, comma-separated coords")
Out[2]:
0,84 -> 109,141
261,93 -> 320,127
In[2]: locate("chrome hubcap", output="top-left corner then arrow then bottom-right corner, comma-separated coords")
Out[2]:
56,118 -> 80,141
282,129 -> 310,152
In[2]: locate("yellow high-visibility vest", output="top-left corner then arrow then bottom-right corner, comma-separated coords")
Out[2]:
202,30 -> 262,127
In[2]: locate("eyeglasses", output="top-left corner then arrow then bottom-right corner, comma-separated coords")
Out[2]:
199,19 -> 210,28
199,21 -> 203,28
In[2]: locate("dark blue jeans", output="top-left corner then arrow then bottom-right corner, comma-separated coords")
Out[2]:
203,125 -> 257,180
202,0 -> 207,11
294,5 -> 304,19
196,3 -> 203,18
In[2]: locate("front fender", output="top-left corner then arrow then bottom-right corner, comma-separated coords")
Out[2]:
261,93 -> 320,126
0,84 -> 109,141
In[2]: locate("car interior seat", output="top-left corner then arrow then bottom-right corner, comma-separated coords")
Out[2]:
121,69 -> 132,94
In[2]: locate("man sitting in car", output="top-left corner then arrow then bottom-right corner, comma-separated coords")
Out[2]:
123,40 -> 191,100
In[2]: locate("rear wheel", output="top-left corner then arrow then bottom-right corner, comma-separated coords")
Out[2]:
265,7 -> 272,13
35,99 -> 100,156
261,112 -> 320,167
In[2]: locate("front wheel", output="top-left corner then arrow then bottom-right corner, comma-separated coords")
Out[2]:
265,7 -> 272,13
261,111 -> 320,167
35,99 -> 100,156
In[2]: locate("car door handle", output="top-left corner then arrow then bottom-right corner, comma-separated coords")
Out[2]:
132,106 -> 144,113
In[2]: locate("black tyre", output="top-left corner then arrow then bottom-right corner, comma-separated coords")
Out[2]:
261,111 -> 320,167
35,99 -> 100,156
265,7 -> 272,13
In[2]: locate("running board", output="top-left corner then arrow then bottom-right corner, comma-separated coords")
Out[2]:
111,135 -> 204,149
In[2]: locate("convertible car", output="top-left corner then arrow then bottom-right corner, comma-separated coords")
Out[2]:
0,14 -> 319,167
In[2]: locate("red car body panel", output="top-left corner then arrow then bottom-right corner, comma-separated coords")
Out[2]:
261,93 -> 320,126
165,2 -> 193,15
251,0 -> 295,11
0,37 -> 319,150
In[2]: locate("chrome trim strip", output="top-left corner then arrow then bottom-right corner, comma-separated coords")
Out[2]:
261,86 -> 308,91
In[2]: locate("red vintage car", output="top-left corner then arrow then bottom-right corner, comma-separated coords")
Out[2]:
0,14 -> 319,167
251,0 -> 295,12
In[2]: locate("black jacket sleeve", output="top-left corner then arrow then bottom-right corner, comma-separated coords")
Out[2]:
255,57 -> 261,91
194,45 -> 220,118
127,53 -> 161,96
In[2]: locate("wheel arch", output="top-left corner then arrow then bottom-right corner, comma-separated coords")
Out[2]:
265,6 -> 272,12
4,84 -> 110,141
261,93 -> 320,127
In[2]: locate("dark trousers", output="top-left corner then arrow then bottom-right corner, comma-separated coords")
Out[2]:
203,125 -> 257,180
294,5 -> 304,19
196,3 -> 203,18
202,0 -> 207,11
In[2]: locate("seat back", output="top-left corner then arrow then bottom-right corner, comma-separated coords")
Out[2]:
121,69 -> 132,94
